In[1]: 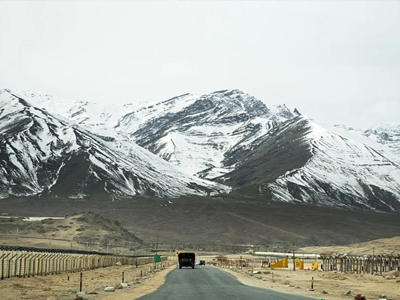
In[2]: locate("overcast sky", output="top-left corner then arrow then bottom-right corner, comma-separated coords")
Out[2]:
1,1 -> 399,128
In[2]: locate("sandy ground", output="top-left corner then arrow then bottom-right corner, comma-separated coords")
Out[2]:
221,266 -> 399,300
0,254 -> 398,300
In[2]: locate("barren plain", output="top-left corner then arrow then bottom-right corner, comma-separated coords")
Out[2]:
1,197 -> 399,299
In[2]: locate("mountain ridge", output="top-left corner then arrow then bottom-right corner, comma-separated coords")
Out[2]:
1,88 -> 400,213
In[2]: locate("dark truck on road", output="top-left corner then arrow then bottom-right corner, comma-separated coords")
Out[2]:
178,252 -> 195,269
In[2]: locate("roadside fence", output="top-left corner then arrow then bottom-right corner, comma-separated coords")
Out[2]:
320,255 -> 400,275
0,249 -> 166,280
203,254 -> 400,276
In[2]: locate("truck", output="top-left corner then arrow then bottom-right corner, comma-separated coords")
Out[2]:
178,252 -> 195,269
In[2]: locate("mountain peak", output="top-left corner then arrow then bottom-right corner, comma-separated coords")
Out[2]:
210,89 -> 245,95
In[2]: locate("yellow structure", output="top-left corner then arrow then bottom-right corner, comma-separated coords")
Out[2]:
295,258 -> 304,269
311,262 -> 319,270
271,257 -> 288,268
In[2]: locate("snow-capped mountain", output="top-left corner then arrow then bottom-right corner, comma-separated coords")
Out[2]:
18,90 -> 136,126
17,90 -> 139,139
119,89 -> 300,178
362,123 -> 400,157
0,90 -> 229,200
2,88 -> 400,212
332,123 -> 400,168
113,89 -> 400,212
218,116 -> 400,212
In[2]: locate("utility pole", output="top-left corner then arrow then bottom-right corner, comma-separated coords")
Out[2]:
293,244 -> 296,271
156,236 -> 159,254
154,236 -> 159,269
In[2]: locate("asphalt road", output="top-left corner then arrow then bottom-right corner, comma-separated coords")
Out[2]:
136,266 -> 316,300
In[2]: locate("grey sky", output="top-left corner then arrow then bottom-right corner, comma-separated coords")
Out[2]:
1,1 -> 399,128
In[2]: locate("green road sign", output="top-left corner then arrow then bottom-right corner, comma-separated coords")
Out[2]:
154,254 -> 161,263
